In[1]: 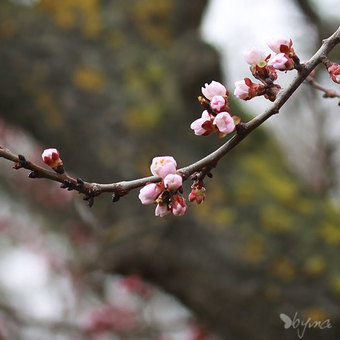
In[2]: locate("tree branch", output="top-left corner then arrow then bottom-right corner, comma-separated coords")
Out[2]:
1,27 -> 339,204
306,75 -> 340,101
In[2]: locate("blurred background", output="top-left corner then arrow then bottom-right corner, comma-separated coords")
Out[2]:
0,0 -> 339,339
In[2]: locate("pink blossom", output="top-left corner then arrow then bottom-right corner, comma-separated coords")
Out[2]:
234,80 -> 249,99
155,203 -> 170,217
201,81 -> 227,100
243,48 -> 267,67
267,36 -> 291,54
171,195 -> 187,216
42,148 -> 63,171
190,110 -> 214,136
269,53 -> 289,70
163,174 -> 182,191
213,112 -> 235,134
328,63 -> 340,84
210,95 -> 226,112
138,183 -> 162,204
150,156 -> 177,178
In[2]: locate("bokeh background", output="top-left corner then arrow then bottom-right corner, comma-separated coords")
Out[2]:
0,0 -> 340,339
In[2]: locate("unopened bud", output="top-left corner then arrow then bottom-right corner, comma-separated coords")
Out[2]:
42,148 -> 64,173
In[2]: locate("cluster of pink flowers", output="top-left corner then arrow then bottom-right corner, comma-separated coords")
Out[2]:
138,156 -> 207,217
267,37 -> 296,71
138,156 -> 187,217
190,81 -> 240,138
234,37 -> 298,102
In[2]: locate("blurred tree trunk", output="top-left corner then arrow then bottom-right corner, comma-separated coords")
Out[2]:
100,220 -> 340,339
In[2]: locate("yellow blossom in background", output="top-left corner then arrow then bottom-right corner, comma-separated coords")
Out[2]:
38,0 -> 101,37
320,222 -> 340,245
304,256 -> 326,276
73,66 -> 105,93
270,259 -> 295,282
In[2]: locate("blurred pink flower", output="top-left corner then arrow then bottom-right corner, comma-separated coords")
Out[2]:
328,63 -> 340,84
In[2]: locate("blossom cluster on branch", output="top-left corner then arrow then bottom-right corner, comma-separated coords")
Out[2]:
0,27 -> 339,218
234,37 -> 299,102
138,156 -> 187,217
190,81 -> 240,137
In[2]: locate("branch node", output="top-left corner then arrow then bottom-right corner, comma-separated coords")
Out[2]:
55,165 -> 65,174
17,154 -> 28,167
112,192 -> 120,203
236,122 -> 248,136
76,177 -> 84,188
88,197 -> 94,207
190,172 -> 199,181
28,171 -> 38,179
61,179 -> 73,190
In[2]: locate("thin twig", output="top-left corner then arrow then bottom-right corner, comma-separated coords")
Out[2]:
306,76 -> 340,99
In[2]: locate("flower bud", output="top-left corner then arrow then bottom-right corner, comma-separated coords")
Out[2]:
269,53 -> 294,71
213,112 -> 235,134
201,81 -> 227,100
328,63 -> 340,84
269,53 -> 288,70
171,194 -> 187,216
268,37 -> 293,54
150,156 -> 177,179
163,174 -> 182,191
188,184 -> 206,204
210,95 -> 226,112
234,80 -> 249,100
42,148 -> 64,173
234,78 -> 264,100
138,183 -> 162,204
